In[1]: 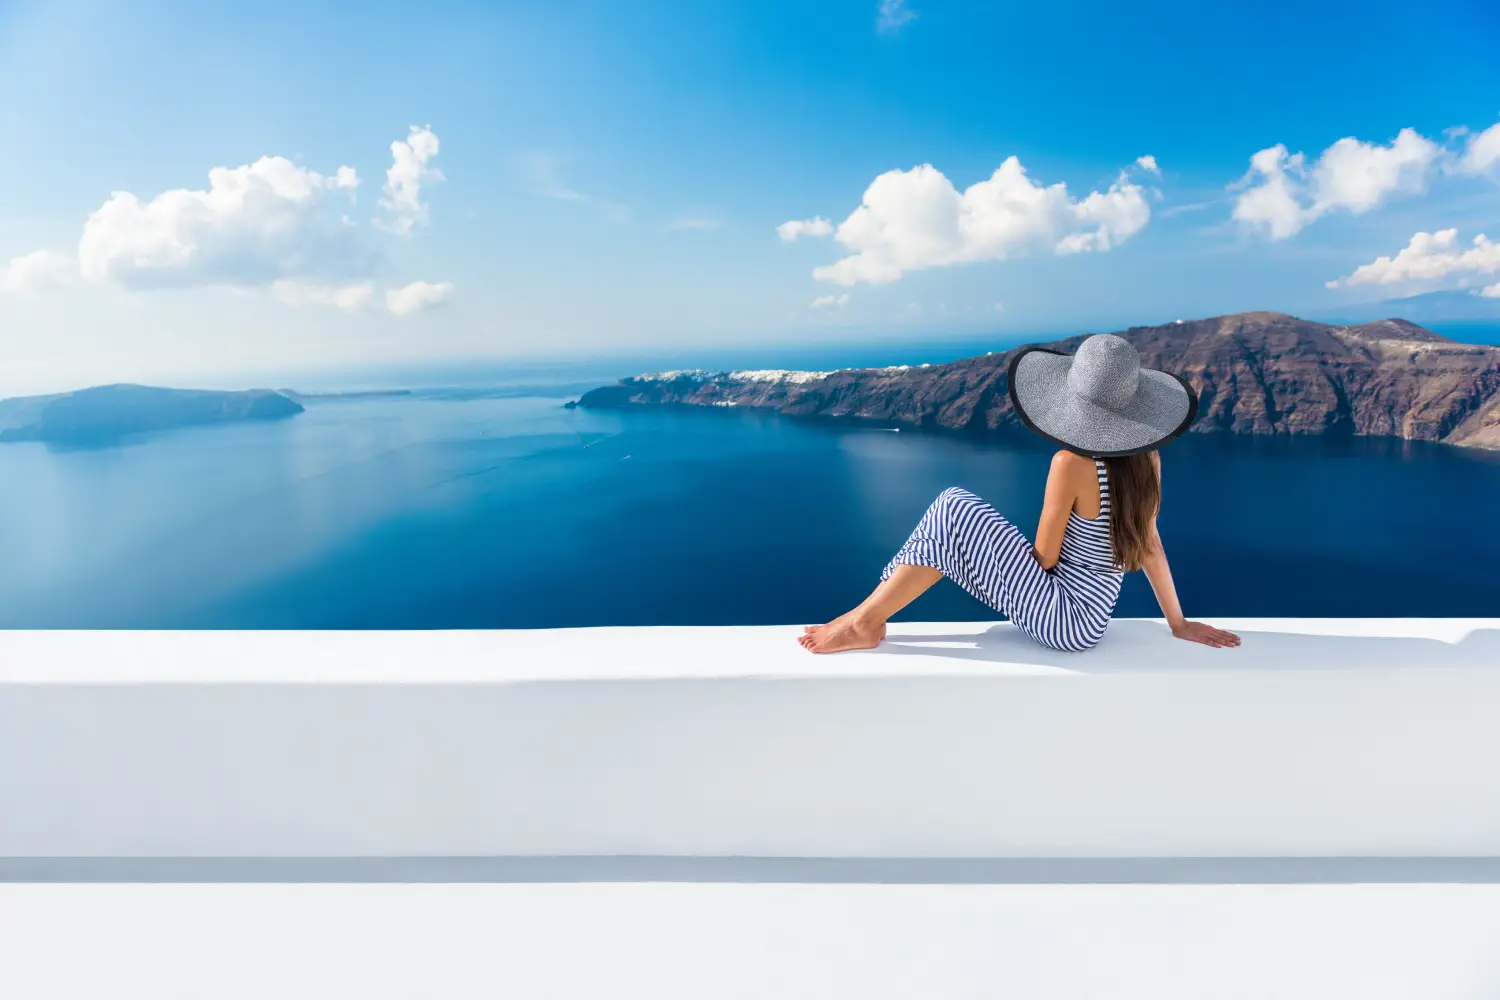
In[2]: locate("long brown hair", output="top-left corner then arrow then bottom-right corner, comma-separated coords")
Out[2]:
1102,452 -> 1161,572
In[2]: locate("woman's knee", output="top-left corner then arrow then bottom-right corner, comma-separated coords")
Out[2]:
925,486 -> 980,528
935,486 -> 975,505
931,486 -> 981,513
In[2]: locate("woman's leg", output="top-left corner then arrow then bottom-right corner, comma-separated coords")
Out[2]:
801,486 -> 1056,654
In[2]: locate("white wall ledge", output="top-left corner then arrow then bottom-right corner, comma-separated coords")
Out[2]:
3,619 -> 1498,860
4,617 -> 1498,682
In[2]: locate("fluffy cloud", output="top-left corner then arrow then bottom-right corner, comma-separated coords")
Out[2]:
1313,130 -> 1439,211
1327,228 -> 1500,288
1231,146 -> 1307,239
1135,155 -> 1160,175
8,128 -> 453,312
776,217 -> 833,242
386,280 -> 454,316
1482,283 -> 1500,299
271,280 -> 376,312
810,293 -> 850,308
795,157 -> 1153,286
77,155 -> 368,288
1233,129 -> 1440,239
0,249 -> 76,293
876,0 -> 917,34
1458,121 -> 1500,175
378,125 -> 442,236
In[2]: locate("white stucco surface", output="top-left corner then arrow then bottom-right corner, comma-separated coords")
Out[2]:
3,617 -> 1497,681
2,619 -> 1498,858
2,883 -> 1499,999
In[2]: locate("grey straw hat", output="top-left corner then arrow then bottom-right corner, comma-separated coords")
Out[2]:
1007,334 -> 1198,457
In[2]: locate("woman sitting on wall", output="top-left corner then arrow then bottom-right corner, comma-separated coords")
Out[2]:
801,334 -> 1241,654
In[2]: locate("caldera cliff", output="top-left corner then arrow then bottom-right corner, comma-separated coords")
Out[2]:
578,312 -> 1500,451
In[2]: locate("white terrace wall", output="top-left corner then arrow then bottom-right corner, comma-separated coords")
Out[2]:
2,619 -> 1498,859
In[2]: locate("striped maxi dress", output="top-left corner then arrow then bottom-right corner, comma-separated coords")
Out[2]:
880,459 -> 1125,651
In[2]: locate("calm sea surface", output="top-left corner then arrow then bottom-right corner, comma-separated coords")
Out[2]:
2,348 -> 1499,628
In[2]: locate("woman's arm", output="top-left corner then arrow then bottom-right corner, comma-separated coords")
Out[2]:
1032,451 -> 1085,570
1139,456 -> 1240,648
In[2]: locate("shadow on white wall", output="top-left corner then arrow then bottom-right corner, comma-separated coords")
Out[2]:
878,619 -> 1500,672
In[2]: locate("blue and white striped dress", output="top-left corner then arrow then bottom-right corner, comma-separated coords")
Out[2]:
880,459 -> 1125,651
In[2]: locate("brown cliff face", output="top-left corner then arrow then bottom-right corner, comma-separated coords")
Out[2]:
577,312 -> 1500,451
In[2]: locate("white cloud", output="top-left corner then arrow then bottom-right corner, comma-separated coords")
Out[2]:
776,217 -> 833,242
1482,282 -> 1500,298
273,277 -> 456,316
1232,145 -> 1307,239
378,125 -> 442,236
1458,121 -> 1500,175
1135,155 -> 1160,175
1057,178 -> 1154,254
31,128 -> 451,314
797,157 -> 1152,286
1313,130 -> 1440,211
386,280 -> 454,316
271,279 -> 376,312
516,151 -> 629,223
1327,228 -> 1500,288
876,0 -> 917,34
810,293 -> 850,309
1160,199 -> 1217,218
1233,129 -> 1440,240
76,155 -> 370,289
1,249 -> 76,293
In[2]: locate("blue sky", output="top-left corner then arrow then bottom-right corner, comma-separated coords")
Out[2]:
1,0 -> 1498,393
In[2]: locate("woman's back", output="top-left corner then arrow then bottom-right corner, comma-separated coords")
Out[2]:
1048,456 -> 1124,630
1058,458 -> 1119,575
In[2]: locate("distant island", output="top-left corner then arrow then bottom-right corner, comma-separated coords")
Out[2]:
577,312 -> 1500,452
0,384 -> 304,446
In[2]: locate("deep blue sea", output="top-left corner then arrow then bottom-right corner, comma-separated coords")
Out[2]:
3,335 -> 1499,628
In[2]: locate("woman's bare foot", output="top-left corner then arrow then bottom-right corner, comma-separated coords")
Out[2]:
799,616 -> 886,653
803,612 -> 850,634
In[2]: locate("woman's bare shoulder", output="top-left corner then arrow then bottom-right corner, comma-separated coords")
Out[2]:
1050,449 -> 1094,473
1048,449 -> 1095,488
1050,448 -> 1093,466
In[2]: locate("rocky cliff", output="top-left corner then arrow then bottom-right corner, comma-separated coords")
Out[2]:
578,312 -> 1500,451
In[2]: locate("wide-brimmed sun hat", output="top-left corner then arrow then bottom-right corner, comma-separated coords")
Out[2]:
1007,334 -> 1198,457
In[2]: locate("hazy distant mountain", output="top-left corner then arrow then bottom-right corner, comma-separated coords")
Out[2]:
579,311 -> 1500,452
1316,290 -> 1500,324
0,384 -> 304,446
